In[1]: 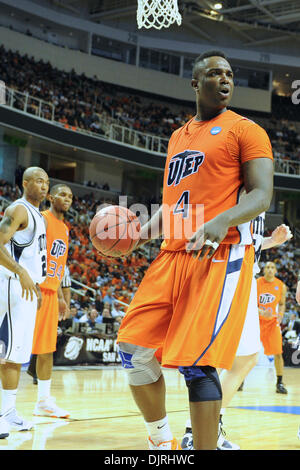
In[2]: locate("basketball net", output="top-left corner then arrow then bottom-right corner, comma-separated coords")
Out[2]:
137,0 -> 182,30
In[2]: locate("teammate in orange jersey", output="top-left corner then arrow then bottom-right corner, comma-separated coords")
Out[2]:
257,261 -> 288,394
31,184 -> 73,418
116,50 -> 274,450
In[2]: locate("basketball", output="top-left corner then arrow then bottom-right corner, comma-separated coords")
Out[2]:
89,205 -> 141,257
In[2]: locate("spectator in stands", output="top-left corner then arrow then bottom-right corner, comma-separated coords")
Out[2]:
78,309 -> 89,323
103,288 -> 115,306
111,304 -> 125,323
86,308 -> 103,330
69,306 -> 82,322
95,294 -> 104,313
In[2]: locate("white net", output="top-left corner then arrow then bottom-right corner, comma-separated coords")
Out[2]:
137,0 -> 182,30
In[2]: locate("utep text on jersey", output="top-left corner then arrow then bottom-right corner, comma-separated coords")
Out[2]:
167,150 -> 205,187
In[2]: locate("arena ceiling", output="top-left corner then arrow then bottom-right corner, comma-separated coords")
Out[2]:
50,0 -> 300,45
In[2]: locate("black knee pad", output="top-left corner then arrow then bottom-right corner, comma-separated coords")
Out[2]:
179,366 -> 222,402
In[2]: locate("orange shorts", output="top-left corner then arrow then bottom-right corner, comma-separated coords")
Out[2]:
117,244 -> 254,370
32,288 -> 59,354
259,317 -> 283,356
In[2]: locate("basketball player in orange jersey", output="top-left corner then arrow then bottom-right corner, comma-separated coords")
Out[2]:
257,261 -> 288,394
116,50 -> 274,450
31,184 -> 73,418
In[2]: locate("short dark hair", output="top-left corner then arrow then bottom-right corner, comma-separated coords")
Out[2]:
50,183 -> 71,196
192,50 -> 228,79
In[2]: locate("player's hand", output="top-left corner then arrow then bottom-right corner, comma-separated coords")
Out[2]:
58,298 -> 69,320
270,224 -> 293,246
186,215 -> 229,260
296,281 -> 300,305
36,284 -> 42,310
18,267 -> 39,303
259,307 -> 272,318
276,313 -> 283,324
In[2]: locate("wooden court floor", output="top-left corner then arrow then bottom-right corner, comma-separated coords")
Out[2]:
0,364 -> 299,451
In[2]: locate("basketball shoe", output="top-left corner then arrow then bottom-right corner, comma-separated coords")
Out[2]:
181,427 -> 193,450
217,419 -> 240,450
148,437 -> 182,450
181,419 -> 240,450
0,412 -> 10,439
276,383 -> 288,394
4,408 -> 34,432
34,397 -> 70,418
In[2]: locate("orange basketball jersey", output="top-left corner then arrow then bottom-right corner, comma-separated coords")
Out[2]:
161,110 -> 273,251
257,276 -> 284,325
40,210 -> 69,292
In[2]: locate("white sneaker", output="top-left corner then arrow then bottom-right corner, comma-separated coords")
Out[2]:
34,397 -> 70,418
148,437 -> 181,450
181,427 -> 194,450
0,412 -> 10,439
217,420 -> 240,450
4,408 -> 34,431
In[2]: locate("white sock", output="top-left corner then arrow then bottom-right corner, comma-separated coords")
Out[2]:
145,416 -> 173,446
220,408 -> 226,417
186,418 -> 192,429
1,389 -> 17,415
37,379 -> 51,401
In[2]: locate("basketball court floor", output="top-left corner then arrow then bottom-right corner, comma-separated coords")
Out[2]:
0,362 -> 299,451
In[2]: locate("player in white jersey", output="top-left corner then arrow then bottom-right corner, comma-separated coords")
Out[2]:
0,167 -> 49,439
181,216 -> 292,450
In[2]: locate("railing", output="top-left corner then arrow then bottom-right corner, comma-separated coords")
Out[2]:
2,86 -> 300,172
70,278 -> 129,307
4,86 -> 55,121
109,123 -> 168,155
274,158 -> 300,176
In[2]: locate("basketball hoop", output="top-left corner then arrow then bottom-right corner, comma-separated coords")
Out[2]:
137,0 -> 182,30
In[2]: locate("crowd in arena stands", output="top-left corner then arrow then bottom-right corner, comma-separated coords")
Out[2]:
0,46 -> 189,139
2,45 -> 300,172
262,117 -> 300,174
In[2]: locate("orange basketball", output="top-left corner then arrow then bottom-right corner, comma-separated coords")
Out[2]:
89,205 -> 141,257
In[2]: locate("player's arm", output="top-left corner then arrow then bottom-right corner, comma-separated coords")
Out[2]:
262,224 -> 293,250
134,205 -> 163,249
62,286 -> 71,310
277,284 -> 287,324
0,205 -> 39,301
187,157 -> 273,257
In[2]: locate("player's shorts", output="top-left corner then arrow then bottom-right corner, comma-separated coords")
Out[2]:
32,288 -> 59,355
259,317 -> 283,356
0,276 -> 38,364
235,275 -> 261,356
117,244 -> 254,371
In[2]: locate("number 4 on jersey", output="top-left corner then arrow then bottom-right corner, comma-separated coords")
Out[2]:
174,191 -> 190,218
